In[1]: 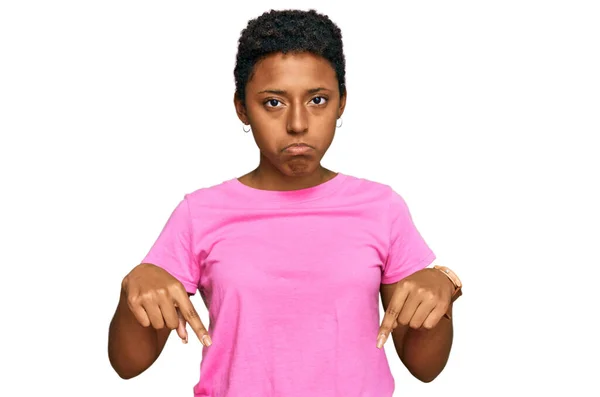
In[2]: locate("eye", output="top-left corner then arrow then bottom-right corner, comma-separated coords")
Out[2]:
311,96 -> 328,105
264,99 -> 282,108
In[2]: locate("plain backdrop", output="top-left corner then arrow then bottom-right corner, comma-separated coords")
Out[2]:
1,0 -> 599,396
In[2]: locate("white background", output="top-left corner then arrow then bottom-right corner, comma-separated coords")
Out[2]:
1,0 -> 598,396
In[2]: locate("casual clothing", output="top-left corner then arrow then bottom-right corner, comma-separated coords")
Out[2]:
142,173 -> 436,397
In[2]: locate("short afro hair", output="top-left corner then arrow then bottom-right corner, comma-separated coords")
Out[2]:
234,9 -> 346,106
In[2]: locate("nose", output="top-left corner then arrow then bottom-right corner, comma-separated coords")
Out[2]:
286,101 -> 308,135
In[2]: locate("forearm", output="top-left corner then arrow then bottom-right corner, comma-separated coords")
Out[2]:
400,305 -> 453,382
107,289 -> 166,379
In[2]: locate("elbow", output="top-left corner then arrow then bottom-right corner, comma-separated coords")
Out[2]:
110,361 -> 142,380
404,360 -> 446,383
116,370 -> 139,380
414,372 -> 440,383
401,346 -> 450,383
108,351 -> 143,380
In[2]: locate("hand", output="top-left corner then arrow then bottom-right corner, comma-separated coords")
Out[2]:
377,268 -> 454,349
121,263 -> 212,346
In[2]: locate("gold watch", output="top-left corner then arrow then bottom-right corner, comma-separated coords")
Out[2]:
433,265 -> 462,303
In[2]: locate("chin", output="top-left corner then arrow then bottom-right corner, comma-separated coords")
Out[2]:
281,158 -> 318,176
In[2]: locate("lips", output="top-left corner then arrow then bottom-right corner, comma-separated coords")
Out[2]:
283,143 -> 312,155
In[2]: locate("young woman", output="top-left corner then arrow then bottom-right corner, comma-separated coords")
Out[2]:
108,9 -> 463,397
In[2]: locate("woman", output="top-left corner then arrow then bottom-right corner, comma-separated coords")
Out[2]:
108,9 -> 462,397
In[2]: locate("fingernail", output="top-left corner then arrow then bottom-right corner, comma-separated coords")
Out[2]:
182,336 -> 188,344
202,334 -> 212,346
377,333 -> 387,349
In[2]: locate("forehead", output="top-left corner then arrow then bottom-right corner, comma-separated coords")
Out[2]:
248,52 -> 337,89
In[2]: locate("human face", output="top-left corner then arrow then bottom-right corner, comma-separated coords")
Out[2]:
234,51 -> 346,177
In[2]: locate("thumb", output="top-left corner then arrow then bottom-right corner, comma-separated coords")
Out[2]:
176,308 -> 189,343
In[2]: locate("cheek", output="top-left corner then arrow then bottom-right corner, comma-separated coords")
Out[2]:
314,119 -> 337,145
246,118 -> 279,151
251,129 -> 283,156
319,133 -> 335,154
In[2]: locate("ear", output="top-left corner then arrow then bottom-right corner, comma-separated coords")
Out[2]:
233,92 -> 249,125
338,88 -> 347,119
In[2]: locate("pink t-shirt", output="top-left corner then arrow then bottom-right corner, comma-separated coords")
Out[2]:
142,173 -> 436,397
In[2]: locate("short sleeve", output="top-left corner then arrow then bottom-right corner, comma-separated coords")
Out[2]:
381,189 -> 436,284
141,195 -> 199,294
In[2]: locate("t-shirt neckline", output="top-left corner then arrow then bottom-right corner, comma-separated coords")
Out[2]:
225,172 -> 348,203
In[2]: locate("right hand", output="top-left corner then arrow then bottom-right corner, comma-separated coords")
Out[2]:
121,263 -> 212,346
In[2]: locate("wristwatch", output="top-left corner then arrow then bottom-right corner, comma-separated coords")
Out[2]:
433,265 -> 462,303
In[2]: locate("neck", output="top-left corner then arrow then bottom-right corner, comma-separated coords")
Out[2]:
241,156 -> 336,192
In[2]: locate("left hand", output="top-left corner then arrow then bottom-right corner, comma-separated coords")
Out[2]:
377,268 -> 454,349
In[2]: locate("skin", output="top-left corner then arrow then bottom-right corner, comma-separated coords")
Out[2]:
233,51 -> 346,191
108,264 -> 206,379
379,269 -> 456,382
108,51 -> 456,383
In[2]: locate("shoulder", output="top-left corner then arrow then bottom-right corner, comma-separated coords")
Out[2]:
182,178 -> 237,205
342,173 -> 402,202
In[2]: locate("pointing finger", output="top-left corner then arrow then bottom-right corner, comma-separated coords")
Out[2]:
176,308 -> 188,343
172,288 -> 211,347
378,284 -> 410,348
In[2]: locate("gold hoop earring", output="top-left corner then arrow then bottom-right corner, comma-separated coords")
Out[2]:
243,124 -> 251,133
336,118 -> 343,128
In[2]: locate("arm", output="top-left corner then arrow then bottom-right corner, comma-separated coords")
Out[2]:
380,282 -> 453,383
107,288 -> 174,379
109,196 -> 209,378
108,264 -> 204,379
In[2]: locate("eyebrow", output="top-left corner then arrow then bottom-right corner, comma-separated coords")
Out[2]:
257,87 -> 331,95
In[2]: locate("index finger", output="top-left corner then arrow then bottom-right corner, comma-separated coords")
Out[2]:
377,285 -> 410,348
172,288 -> 212,346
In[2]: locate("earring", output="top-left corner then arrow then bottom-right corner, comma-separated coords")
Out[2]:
243,124 -> 251,133
336,118 -> 343,128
